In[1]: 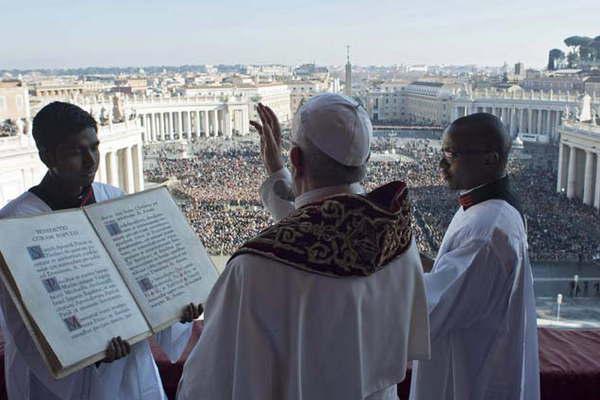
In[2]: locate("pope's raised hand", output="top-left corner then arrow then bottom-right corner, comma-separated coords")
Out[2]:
250,103 -> 284,174
180,302 -> 203,323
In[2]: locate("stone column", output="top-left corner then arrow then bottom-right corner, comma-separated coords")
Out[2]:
156,113 -> 162,140
166,113 -> 171,138
583,151 -> 595,205
151,114 -> 156,141
546,110 -> 552,138
242,107 -> 249,135
510,109 -> 517,136
149,114 -> 155,142
149,113 -> 155,142
557,143 -> 565,193
133,144 -> 144,192
196,110 -> 201,137
186,111 -> 192,139
224,108 -> 233,138
595,153 -> 600,210
96,152 -> 107,183
107,151 -> 119,188
142,115 -> 148,141
537,110 -> 543,134
178,111 -> 184,140
203,110 -> 210,137
567,145 -> 577,199
554,111 -> 561,137
171,112 -> 177,138
213,109 -> 219,136
520,109 -> 526,132
124,147 -> 135,194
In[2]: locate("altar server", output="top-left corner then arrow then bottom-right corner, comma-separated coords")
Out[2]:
0,102 -> 201,400
410,113 -> 540,400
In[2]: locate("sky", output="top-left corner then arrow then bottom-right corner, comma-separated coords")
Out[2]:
2,0 -> 600,70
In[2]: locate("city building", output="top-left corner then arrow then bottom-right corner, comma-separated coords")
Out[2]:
294,64 -> 328,80
521,70 -> 586,93
514,62 -> 525,78
30,79 -> 109,98
113,77 -> 148,95
365,87 -> 404,122
287,79 -> 332,113
0,80 -> 31,126
399,81 -> 457,126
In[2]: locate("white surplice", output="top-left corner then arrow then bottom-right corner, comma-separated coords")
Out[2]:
177,168 -> 430,400
0,182 -> 193,400
410,199 -> 540,400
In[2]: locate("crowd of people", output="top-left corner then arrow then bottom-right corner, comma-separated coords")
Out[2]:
144,135 -> 600,262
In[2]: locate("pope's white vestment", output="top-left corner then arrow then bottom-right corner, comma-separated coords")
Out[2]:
177,168 -> 430,400
0,182 -> 193,400
410,199 -> 540,400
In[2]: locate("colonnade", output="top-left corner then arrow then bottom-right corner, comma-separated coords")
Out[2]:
138,107 -> 249,143
454,105 -> 563,138
557,130 -> 600,210
95,145 -> 144,194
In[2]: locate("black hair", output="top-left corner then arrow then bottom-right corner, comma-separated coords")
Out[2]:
32,101 -> 97,151
449,112 -> 512,166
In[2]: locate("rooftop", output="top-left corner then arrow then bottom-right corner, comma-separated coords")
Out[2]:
410,81 -> 445,87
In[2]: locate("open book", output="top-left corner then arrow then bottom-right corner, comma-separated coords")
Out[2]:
0,186 -> 219,378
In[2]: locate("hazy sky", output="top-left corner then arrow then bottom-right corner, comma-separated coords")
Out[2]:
2,0 -> 599,70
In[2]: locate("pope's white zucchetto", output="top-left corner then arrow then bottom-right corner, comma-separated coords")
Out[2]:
291,93 -> 372,167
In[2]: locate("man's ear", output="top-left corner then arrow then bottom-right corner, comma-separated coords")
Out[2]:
290,146 -> 303,177
484,152 -> 500,166
38,150 -> 55,169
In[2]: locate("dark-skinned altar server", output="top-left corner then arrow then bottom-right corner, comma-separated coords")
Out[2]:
411,113 -> 540,400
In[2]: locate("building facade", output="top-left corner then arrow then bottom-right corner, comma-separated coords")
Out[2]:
400,81 -> 456,126
452,89 -> 600,142
557,121 -> 600,210
0,80 -> 31,123
0,119 -> 144,207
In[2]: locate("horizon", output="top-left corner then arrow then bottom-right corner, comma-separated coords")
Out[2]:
2,0 -> 599,70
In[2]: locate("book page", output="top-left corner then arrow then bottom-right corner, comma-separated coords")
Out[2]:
84,187 -> 218,331
0,210 -> 150,373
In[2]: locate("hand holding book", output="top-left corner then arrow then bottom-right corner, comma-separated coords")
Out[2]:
180,302 -> 203,324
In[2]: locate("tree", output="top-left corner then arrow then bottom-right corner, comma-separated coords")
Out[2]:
564,36 -> 594,48
564,36 -> 596,67
592,38 -> 600,61
547,48 -> 565,70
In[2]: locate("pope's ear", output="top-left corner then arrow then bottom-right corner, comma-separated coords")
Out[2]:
290,146 -> 303,174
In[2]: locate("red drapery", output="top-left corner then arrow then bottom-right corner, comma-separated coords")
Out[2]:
0,324 -> 598,399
